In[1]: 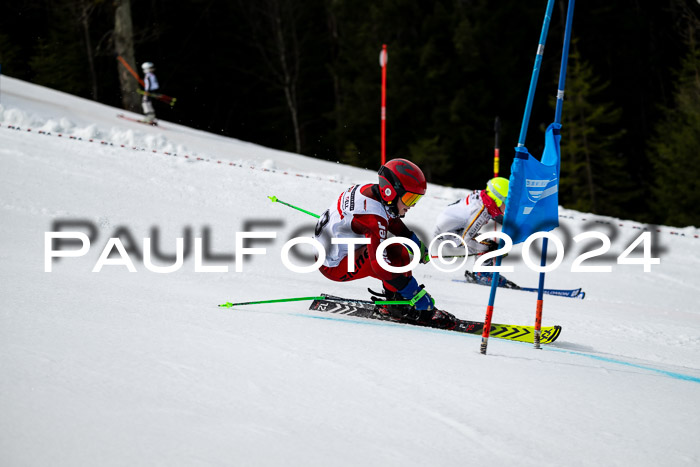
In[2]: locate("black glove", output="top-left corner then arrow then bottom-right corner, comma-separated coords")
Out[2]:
409,232 -> 430,264
479,239 -> 508,263
479,239 -> 499,252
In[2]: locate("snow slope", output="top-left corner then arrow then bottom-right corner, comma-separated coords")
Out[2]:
1,75 -> 699,466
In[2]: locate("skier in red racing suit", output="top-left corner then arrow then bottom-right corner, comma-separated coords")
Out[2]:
313,158 -> 456,329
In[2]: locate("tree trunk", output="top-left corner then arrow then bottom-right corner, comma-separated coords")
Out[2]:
80,0 -> 98,101
113,0 -> 140,112
242,0 -> 303,153
325,1 -> 343,160
270,0 -> 301,153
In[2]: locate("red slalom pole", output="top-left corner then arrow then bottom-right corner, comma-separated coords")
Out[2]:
493,116 -> 501,233
379,44 -> 388,165
117,55 -> 145,87
533,299 -> 544,349
480,305 -> 495,354
494,116 -> 501,178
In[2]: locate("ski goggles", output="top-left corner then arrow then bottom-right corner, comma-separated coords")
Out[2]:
400,191 -> 424,207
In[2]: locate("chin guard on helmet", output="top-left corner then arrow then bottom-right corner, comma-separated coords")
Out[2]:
378,170 -> 398,204
377,158 -> 427,207
486,176 -> 509,208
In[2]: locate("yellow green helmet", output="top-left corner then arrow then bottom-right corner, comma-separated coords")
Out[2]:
486,177 -> 509,207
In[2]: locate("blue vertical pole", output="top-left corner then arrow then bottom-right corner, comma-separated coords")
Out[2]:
555,0 -> 575,126
481,0 -> 556,355
534,0 -> 575,349
516,1 -> 556,148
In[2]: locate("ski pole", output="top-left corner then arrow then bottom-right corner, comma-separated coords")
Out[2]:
268,195 -> 320,219
219,296 -> 323,307
219,295 -> 412,308
430,254 -> 480,259
137,89 -> 177,106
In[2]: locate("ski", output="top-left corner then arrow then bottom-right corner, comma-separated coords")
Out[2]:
309,294 -> 562,344
453,277 -> 585,299
519,286 -> 585,299
117,114 -> 159,126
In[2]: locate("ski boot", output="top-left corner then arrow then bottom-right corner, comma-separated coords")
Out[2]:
464,270 -> 480,284
370,288 -> 420,322
370,288 -> 457,330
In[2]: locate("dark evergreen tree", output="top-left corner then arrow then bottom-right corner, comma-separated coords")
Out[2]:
408,135 -> 453,182
28,3 -> 89,97
558,43 -> 632,216
649,7 -> 700,227
0,33 -> 22,75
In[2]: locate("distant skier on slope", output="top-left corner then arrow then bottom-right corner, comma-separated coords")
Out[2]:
313,158 -> 457,329
433,176 -> 519,289
140,61 -> 160,124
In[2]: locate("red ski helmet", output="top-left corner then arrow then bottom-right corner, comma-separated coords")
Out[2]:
377,158 -> 427,207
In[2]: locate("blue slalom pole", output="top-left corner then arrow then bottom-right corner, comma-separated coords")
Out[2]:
481,0 -> 557,355
534,0 -> 575,349
554,0 -> 576,126
516,0 -> 556,148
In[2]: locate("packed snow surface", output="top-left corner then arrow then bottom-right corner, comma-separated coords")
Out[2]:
1,75 -> 699,466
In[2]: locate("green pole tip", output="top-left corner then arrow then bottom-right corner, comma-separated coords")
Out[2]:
268,196 -> 278,202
